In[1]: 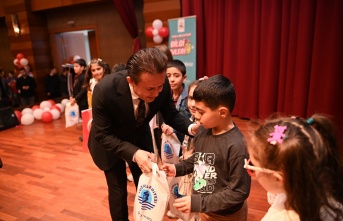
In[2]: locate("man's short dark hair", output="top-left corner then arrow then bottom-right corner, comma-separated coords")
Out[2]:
126,48 -> 168,84
193,75 -> 236,112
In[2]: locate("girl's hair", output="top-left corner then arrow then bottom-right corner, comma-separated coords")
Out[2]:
83,58 -> 111,90
249,114 -> 343,220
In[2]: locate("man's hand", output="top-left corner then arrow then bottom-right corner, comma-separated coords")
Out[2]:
174,196 -> 191,213
134,150 -> 155,173
161,123 -> 174,136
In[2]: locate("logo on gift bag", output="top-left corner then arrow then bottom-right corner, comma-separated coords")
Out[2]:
138,184 -> 157,210
171,183 -> 184,199
163,141 -> 175,159
69,110 -> 78,118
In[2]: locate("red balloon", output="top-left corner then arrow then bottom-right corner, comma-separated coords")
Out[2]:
16,53 -> 24,60
41,111 -> 53,123
51,105 -> 61,112
158,27 -> 169,38
47,99 -> 56,106
14,110 -> 22,121
145,26 -> 154,38
31,105 -> 40,111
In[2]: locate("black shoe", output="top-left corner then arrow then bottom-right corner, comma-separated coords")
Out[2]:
0,158 -> 3,168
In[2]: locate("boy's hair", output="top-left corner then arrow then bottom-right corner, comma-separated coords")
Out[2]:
167,59 -> 186,76
249,114 -> 343,221
126,48 -> 167,84
154,44 -> 173,62
74,58 -> 87,67
112,63 -> 126,73
193,75 -> 236,112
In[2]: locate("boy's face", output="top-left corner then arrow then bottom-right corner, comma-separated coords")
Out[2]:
193,101 -> 220,129
74,63 -> 84,75
166,67 -> 186,91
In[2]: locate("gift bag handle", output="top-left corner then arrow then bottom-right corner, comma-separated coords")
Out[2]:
152,162 -> 160,178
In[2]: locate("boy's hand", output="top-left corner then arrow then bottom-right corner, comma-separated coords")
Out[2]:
174,196 -> 191,213
161,163 -> 176,177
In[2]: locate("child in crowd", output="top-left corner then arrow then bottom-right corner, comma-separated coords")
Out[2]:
245,114 -> 343,221
162,75 -> 251,221
162,59 -> 191,145
161,59 -> 191,219
176,79 -> 205,221
70,58 -> 88,115
83,58 -> 111,108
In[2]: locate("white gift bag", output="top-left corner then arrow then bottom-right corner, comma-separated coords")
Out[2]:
65,102 -> 79,128
161,133 -> 180,164
133,163 -> 170,221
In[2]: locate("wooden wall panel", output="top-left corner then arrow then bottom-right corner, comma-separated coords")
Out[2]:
30,0 -> 111,12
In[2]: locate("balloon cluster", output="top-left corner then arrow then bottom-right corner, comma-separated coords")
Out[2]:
145,19 -> 169,44
15,99 -> 69,126
13,53 -> 29,69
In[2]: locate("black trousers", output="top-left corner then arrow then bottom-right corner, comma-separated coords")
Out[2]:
104,159 -> 141,221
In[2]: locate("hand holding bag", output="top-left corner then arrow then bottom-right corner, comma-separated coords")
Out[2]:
133,163 -> 170,221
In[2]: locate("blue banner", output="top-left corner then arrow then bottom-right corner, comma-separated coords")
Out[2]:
168,16 -> 196,84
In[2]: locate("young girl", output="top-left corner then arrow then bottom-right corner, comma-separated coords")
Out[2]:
245,114 -> 343,221
83,58 -> 111,108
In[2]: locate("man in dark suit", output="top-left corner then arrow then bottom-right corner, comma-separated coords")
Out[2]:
88,48 -> 197,220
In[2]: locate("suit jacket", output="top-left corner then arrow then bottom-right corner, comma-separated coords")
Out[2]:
73,72 -> 88,112
88,70 -> 192,171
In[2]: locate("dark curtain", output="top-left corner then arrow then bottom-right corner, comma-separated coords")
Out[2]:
182,0 -> 343,137
113,0 -> 141,53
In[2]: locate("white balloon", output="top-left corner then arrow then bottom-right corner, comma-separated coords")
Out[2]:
33,108 -> 44,120
50,109 -> 60,120
152,29 -> 159,36
21,113 -> 34,125
153,35 -> 163,44
73,55 -> 81,61
152,19 -> 163,30
20,58 -> 29,66
13,59 -> 18,66
40,100 -> 52,109
55,103 -> 65,113
43,107 -> 50,112
61,99 -> 69,107
21,108 -> 33,115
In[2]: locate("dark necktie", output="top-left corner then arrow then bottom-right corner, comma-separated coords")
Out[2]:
136,98 -> 146,128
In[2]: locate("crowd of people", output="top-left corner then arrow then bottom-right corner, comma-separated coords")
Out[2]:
0,65 -> 70,108
1,46 -> 342,221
